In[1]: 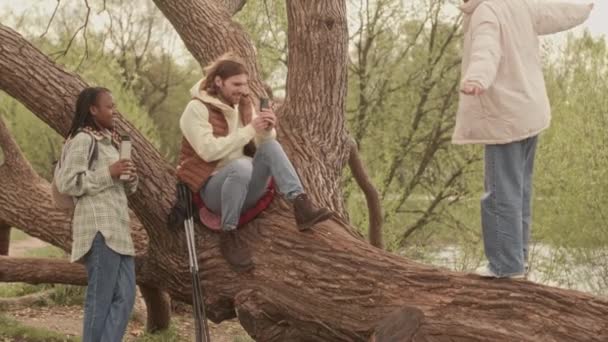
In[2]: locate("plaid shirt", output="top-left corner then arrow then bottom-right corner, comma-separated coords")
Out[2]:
55,130 -> 137,262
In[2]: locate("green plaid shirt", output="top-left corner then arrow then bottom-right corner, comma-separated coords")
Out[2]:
55,131 -> 137,262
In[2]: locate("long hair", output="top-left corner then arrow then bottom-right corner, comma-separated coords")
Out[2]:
200,53 -> 248,96
67,87 -> 110,139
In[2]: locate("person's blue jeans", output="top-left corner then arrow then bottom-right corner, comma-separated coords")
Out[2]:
481,135 -> 537,277
82,232 -> 136,342
200,139 -> 304,230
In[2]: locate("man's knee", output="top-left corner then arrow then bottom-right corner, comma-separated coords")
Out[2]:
257,139 -> 282,154
228,158 -> 253,183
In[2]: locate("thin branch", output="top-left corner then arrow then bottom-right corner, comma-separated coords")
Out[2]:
76,10 -> 90,71
389,75 -> 461,213
50,0 -> 91,70
40,0 -> 61,38
98,0 -> 107,14
136,15 -> 155,67
262,0 -> 281,49
398,164 -> 467,245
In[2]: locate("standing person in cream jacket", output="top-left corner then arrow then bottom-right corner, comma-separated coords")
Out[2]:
454,0 -> 594,278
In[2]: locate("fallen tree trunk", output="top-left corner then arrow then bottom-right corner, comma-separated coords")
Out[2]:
0,256 -> 87,285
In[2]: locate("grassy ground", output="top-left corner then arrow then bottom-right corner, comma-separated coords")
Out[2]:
1,229 -> 254,342
0,314 -> 79,342
10,228 -> 29,243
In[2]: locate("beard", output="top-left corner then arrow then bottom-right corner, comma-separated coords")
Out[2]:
219,89 -> 241,106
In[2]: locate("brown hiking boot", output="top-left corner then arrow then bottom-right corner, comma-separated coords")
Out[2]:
219,230 -> 253,272
293,193 -> 332,231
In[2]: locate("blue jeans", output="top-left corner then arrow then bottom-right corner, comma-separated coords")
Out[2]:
200,140 -> 304,230
83,232 -> 136,342
481,135 -> 537,277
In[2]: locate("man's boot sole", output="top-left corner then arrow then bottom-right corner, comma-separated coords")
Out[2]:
231,262 -> 254,273
220,251 -> 254,273
297,210 -> 333,231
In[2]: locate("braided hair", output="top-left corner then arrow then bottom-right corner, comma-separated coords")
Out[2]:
66,87 -> 110,139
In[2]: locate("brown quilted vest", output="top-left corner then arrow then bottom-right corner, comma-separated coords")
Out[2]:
176,97 -> 254,192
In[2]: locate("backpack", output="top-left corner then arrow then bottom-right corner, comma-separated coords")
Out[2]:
51,131 -> 98,211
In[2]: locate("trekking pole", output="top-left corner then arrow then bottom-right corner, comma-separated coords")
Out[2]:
187,201 -> 211,342
179,184 -> 211,342
182,185 -> 210,342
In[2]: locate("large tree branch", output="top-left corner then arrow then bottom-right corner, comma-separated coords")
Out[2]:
0,256 -> 87,285
348,138 -> 383,249
278,1 -> 351,217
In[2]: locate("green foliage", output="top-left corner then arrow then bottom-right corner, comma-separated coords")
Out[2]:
24,245 -> 66,259
10,228 -> 29,243
535,32 -> 608,249
0,282 -> 84,306
0,97 -> 64,180
49,285 -> 86,306
234,0 -> 288,91
0,2 -> 169,177
344,0 -> 476,252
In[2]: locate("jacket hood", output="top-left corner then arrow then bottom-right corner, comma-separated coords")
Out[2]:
189,79 -> 235,113
460,0 -> 488,14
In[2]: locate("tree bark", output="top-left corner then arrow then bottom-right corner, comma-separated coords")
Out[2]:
1,4 -> 608,342
0,256 -> 87,285
139,285 -> 172,332
0,222 -> 10,256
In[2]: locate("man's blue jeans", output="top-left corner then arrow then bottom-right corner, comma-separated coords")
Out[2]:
200,140 -> 304,230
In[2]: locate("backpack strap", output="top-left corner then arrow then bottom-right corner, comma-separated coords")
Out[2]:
81,131 -> 98,170
60,130 -> 97,171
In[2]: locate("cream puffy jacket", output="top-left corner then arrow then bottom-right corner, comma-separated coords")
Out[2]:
453,0 -> 593,145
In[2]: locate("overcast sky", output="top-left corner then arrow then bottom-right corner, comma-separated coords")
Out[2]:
1,0 -> 606,35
